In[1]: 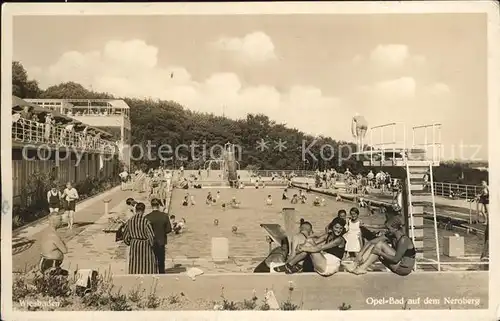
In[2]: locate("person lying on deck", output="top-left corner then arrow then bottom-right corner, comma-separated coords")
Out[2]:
345,216 -> 415,276
274,218 -> 346,276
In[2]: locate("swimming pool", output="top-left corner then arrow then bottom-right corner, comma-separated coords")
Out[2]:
166,186 -> 484,262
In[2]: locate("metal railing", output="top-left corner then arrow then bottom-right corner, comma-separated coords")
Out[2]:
368,122 -> 407,164
428,163 -> 441,271
412,123 -> 442,164
251,170 -> 315,178
366,122 -> 443,165
432,182 -> 482,199
12,118 -> 117,155
68,106 -> 129,118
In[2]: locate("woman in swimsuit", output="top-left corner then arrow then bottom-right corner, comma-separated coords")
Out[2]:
477,180 -> 489,224
346,215 -> 415,276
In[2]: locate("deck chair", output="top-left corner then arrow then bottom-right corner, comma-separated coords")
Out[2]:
260,223 -> 287,245
258,223 -> 314,273
255,224 -> 288,273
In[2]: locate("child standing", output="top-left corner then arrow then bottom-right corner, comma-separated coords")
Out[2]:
344,207 -> 362,258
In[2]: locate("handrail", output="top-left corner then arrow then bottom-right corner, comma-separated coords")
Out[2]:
405,162 -> 416,248
12,118 -> 117,155
429,163 -> 441,271
412,123 -> 442,164
431,181 -> 482,199
25,100 -> 130,118
368,122 -> 407,164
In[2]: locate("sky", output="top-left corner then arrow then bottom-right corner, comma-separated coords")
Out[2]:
12,13 -> 488,160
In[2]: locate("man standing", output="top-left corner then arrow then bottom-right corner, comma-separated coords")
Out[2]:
145,198 -> 172,273
40,215 -> 68,273
351,113 -> 368,153
61,181 -> 79,229
119,168 -> 129,190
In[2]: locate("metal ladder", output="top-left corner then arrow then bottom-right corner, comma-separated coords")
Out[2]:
405,161 -> 441,271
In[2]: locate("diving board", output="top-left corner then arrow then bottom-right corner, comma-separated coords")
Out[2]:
360,122 -> 442,269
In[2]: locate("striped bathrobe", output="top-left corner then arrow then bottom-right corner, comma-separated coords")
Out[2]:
123,214 -> 158,274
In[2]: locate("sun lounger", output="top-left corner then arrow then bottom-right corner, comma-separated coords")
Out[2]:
260,223 -> 287,245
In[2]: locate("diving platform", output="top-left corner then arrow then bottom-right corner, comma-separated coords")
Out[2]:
355,122 -> 443,267
353,148 -> 440,167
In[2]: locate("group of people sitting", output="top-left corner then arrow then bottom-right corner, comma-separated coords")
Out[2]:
255,206 -> 416,277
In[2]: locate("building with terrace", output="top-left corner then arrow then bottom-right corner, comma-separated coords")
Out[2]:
11,96 -> 122,206
24,98 -> 131,168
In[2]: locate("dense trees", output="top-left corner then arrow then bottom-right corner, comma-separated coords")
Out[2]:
11,61 -> 488,183
12,61 -> 42,99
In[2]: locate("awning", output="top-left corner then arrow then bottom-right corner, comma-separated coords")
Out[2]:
12,95 -> 113,137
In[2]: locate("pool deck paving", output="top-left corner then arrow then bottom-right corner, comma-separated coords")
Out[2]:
12,187 -> 135,273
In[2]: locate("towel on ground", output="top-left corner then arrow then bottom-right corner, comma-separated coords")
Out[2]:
185,267 -> 204,280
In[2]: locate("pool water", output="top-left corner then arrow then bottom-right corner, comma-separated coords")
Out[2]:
166,186 -> 484,261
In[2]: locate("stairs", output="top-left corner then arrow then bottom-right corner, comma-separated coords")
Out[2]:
405,164 -> 428,259
405,162 -> 440,269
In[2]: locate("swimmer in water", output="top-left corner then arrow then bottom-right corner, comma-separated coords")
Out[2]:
230,197 -> 240,208
291,194 -> 299,204
206,192 -> 213,205
282,189 -> 289,200
266,195 -> 273,205
313,197 -> 321,206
